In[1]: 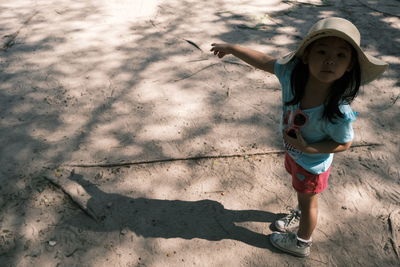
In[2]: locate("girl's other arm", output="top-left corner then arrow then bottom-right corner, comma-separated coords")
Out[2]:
302,140 -> 352,154
284,129 -> 352,154
210,43 -> 276,74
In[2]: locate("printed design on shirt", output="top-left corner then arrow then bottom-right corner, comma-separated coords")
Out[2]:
283,110 -> 291,125
282,108 -> 305,158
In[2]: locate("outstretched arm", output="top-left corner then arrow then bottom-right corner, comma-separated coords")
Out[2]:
210,43 -> 276,74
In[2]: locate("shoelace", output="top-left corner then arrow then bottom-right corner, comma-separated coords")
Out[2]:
284,211 -> 300,227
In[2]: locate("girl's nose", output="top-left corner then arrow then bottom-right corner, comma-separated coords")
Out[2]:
324,58 -> 335,65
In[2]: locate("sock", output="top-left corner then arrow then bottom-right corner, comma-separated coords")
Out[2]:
297,236 -> 312,243
296,235 -> 312,247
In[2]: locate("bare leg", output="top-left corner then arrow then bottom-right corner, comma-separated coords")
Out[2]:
297,192 -> 318,240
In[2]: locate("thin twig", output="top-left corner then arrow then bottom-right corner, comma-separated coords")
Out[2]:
171,63 -> 219,82
392,94 -> 399,105
222,60 -> 253,69
1,11 -> 38,51
64,143 -> 383,168
354,0 -> 400,18
282,0 -> 332,7
184,39 -> 202,51
172,59 -> 253,82
388,209 -> 400,259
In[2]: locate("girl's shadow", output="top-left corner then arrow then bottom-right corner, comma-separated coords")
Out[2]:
65,172 -> 281,249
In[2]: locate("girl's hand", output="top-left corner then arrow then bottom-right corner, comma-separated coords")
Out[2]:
210,43 -> 233,58
283,129 -> 309,152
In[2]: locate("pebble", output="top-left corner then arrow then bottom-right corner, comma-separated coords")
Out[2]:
120,229 -> 128,235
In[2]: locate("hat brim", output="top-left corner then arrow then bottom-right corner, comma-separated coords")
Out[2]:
277,29 -> 388,84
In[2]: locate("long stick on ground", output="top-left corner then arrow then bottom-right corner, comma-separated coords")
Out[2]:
65,142 -> 383,168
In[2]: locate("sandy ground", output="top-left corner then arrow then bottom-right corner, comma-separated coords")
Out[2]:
0,0 -> 399,266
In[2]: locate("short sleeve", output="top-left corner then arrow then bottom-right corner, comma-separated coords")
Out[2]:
274,58 -> 298,103
274,61 -> 285,81
325,105 -> 357,143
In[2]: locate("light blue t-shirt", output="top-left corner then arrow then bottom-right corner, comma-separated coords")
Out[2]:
274,59 -> 357,174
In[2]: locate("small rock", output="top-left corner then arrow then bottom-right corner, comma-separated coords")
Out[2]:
49,240 -> 57,246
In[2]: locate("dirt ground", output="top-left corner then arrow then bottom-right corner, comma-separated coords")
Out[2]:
0,0 -> 399,266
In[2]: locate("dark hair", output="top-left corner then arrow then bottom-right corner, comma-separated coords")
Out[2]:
285,47 -> 361,123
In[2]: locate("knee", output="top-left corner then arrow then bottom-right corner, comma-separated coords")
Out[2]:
298,193 -> 318,212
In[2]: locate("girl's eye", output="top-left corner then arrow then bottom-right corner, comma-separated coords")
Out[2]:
317,50 -> 326,55
338,53 -> 347,58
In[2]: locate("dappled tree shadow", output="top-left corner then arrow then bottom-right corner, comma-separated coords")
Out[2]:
0,0 -> 399,265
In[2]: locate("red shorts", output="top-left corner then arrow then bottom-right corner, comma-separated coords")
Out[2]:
284,153 -> 330,194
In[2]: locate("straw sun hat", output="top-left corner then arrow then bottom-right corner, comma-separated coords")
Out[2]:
277,17 -> 388,84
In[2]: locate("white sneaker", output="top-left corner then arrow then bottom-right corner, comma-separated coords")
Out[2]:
274,210 -> 300,232
270,232 -> 311,257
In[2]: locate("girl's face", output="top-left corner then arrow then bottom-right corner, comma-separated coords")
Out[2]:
304,36 -> 354,85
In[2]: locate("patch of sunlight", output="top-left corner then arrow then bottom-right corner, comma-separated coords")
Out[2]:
271,34 -> 296,46
95,119 -> 141,135
131,82 -> 166,102
159,101 -> 205,118
226,0 -> 284,14
211,137 -> 240,152
277,26 -> 298,35
100,0 -> 161,22
189,174 -> 222,195
111,100 -> 137,114
180,137 -> 210,152
60,113 -> 89,125
107,145 -> 144,158
212,123 -> 268,139
83,248 -> 126,266
88,135 -> 120,150
318,10 -> 337,17
79,70 -> 113,89
94,122 -> 124,134
157,239 -> 190,252
150,184 -> 181,199
111,72 -> 138,84
381,55 -> 400,65
150,90 -> 206,118
341,184 -> 376,213
381,16 -> 400,30
137,123 -> 182,141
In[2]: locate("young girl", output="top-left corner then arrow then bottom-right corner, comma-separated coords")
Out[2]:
210,17 -> 387,257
